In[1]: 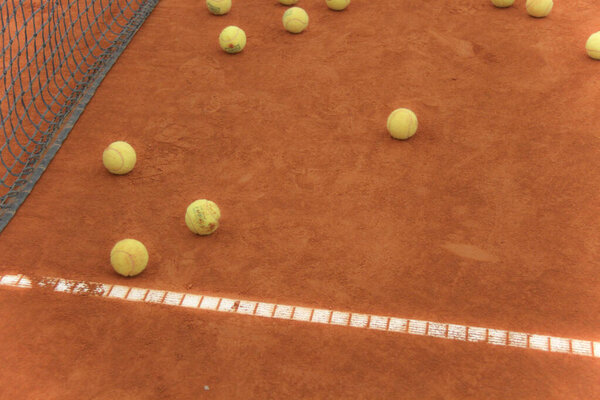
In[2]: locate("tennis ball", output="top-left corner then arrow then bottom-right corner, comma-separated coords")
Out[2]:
586,32 -> 600,60
491,0 -> 514,7
279,0 -> 298,5
387,108 -> 418,140
206,0 -> 231,15
283,7 -> 309,33
110,239 -> 148,277
102,141 -> 136,175
219,26 -> 246,53
526,0 -> 552,17
326,0 -> 350,11
185,199 -> 221,235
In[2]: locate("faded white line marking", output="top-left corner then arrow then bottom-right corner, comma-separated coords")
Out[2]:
127,288 -> 148,302
550,337 -> 570,353
273,305 -> 293,320
1,273 -> 598,359
181,294 -> 202,308
408,320 -> 427,336
237,300 -> 257,315
331,311 -> 350,326
572,340 -> 593,356
292,307 -> 312,322
448,324 -> 467,341
530,335 -> 550,352
369,315 -> 388,331
199,296 -> 219,310
389,318 -> 408,333
146,290 -> 166,303
488,329 -> 507,346
108,285 -> 128,299
509,332 -> 528,348
428,322 -> 447,339
312,309 -> 331,324
350,313 -> 369,328
468,327 -> 487,343
256,303 -> 276,318
164,291 -> 184,306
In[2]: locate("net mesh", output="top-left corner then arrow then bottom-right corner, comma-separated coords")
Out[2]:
0,0 -> 158,232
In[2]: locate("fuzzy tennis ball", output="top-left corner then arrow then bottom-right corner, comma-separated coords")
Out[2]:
102,141 -> 136,175
586,32 -> 600,60
387,108 -> 418,140
219,26 -> 246,53
110,239 -> 149,277
206,0 -> 231,15
185,199 -> 221,235
326,0 -> 350,11
526,0 -> 552,17
491,0 -> 514,7
279,0 -> 298,4
283,7 -> 309,33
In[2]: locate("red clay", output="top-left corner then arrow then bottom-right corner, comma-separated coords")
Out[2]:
1,288 -> 600,399
1,0 -> 600,397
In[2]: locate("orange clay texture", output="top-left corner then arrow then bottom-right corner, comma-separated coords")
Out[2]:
1,0 -> 600,398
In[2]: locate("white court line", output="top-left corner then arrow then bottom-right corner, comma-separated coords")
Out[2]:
1,273 -> 599,359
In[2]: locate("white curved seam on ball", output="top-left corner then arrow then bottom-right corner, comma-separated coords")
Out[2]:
108,147 -> 126,173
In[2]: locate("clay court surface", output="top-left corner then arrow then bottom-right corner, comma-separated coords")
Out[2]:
1,0 -> 600,397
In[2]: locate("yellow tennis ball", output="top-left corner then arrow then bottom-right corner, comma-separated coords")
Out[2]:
526,0 -> 552,17
326,0 -> 350,11
219,26 -> 246,54
586,32 -> 600,60
279,0 -> 298,5
206,0 -> 231,15
387,108 -> 418,140
185,199 -> 221,235
283,7 -> 309,33
102,141 -> 136,175
491,0 -> 514,7
110,239 -> 149,277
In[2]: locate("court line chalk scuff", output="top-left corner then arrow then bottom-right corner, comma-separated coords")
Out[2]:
1,273 -> 598,359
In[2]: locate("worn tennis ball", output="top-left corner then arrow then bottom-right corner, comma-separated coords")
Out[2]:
185,200 -> 221,235
491,0 -> 514,7
206,0 -> 231,15
110,239 -> 149,277
526,0 -> 552,17
219,26 -> 246,53
279,0 -> 298,5
102,141 -> 136,175
586,32 -> 600,60
283,7 -> 309,33
387,108 -> 418,140
326,0 -> 350,11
